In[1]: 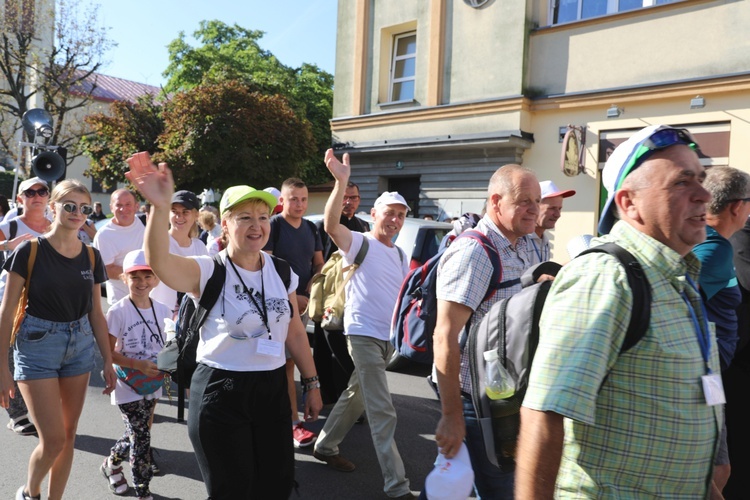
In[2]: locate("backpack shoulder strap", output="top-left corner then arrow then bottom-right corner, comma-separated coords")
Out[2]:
85,244 -> 95,273
9,219 -> 17,239
458,230 -> 518,299
269,254 -> 292,290
354,236 -> 369,266
26,238 -> 38,283
191,255 -> 227,330
578,243 -> 651,353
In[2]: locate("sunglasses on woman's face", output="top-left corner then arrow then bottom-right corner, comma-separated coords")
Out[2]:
58,202 -> 94,216
22,187 -> 49,198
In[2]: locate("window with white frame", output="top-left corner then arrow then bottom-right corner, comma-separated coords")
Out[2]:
551,0 -> 681,25
389,32 -> 417,103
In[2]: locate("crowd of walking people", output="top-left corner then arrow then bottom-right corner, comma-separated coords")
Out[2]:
0,124 -> 747,499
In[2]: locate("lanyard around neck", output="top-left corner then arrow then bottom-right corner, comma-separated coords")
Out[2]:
680,275 -> 712,374
129,298 -> 163,346
226,255 -> 271,339
531,238 -> 543,262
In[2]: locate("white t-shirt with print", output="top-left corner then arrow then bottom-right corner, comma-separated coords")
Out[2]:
342,231 -> 408,341
192,251 -> 299,372
107,296 -> 172,405
150,235 -> 208,314
93,218 -> 145,304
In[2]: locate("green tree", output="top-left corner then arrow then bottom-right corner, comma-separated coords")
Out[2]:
0,0 -> 113,172
158,79 -> 315,193
162,20 -> 332,185
80,93 -> 163,190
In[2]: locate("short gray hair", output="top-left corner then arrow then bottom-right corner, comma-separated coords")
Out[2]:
488,164 -> 535,198
704,166 -> 750,215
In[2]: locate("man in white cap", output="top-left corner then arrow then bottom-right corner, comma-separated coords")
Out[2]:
312,149 -> 415,499
516,125 -> 722,498
525,180 -> 575,264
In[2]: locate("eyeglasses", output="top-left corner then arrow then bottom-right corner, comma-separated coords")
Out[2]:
729,197 -> 750,203
615,128 -> 699,192
22,187 -> 49,198
343,196 -> 360,201
59,202 -> 94,215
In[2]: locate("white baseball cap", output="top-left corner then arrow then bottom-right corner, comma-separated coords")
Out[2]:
374,191 -> 410,211
598,125 -> 698,235
424,443 -> 474,500
539,180 -> 575,200
18,177 -> 48,193
567,234 -> 594,260
122,249 -> 152,274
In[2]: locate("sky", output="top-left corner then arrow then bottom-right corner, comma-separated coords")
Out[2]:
95,0 -> 338,87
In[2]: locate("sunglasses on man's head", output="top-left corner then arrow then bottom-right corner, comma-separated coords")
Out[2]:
22,187 -> 49,198
59,202 -> 94,216
615,128 -> 699,191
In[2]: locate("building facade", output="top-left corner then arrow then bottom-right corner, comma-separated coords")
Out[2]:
332,0 -> 750,259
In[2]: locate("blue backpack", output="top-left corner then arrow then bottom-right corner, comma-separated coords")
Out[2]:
390,230 -> 519,364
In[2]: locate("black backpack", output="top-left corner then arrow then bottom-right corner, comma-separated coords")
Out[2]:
467,243 -> 652,468
159,253 -> 291,421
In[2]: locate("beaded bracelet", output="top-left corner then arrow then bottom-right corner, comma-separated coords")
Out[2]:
301,375 -> 319,385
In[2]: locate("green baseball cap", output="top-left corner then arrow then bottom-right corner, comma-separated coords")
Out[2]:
220,185 -> 279,214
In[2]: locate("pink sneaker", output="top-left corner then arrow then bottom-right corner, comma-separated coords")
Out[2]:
292,422 -> 316,448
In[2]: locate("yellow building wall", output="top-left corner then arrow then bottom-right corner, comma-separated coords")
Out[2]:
525,89 -> 750,262
527,0 -> 750,96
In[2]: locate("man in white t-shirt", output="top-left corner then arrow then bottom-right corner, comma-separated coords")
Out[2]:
94,189 -> 145,304
312,150 -> 415,500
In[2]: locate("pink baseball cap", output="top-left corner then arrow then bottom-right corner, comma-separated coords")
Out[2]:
122,249 -> 152,273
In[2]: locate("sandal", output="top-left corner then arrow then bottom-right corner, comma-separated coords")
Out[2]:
7,415 -> 38,437
101,458 -> 129,495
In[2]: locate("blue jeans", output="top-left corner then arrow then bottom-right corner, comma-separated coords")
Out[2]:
14,314 -> 95,380
463,397 -> 515,500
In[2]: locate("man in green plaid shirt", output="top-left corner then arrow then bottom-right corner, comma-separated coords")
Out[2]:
516,125 -> 723,498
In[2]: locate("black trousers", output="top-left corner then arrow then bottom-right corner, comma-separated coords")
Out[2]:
188,364 -> 293,499
313,322 -> 355,405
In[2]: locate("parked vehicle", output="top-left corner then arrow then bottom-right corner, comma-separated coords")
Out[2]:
306,214 -> 452,370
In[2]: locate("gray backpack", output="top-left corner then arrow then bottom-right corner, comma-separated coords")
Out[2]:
466,243 -> 651,468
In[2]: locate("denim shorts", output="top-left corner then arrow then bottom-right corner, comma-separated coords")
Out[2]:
14,314 -> 95,381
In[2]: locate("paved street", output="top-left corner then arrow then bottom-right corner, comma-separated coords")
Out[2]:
0,353 -> 444,499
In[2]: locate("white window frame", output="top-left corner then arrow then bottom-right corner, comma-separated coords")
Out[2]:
549,0 -> 674,25
388,31 -> 417,103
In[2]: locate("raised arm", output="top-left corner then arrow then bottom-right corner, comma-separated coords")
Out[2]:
125,152 -> 201,296
323,149 -> 353,254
